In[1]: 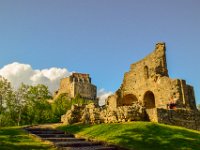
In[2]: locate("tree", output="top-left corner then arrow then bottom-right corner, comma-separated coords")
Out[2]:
52,93 -> 71,122
0,76 -> 15,126
24,84 -> 52,124
15,83 -> 52,125
0,77 -> 55,126
15,83 -> 30,126
51,94 -> 94,123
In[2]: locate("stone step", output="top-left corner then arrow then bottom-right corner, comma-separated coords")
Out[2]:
55,141 -> 101,147
36,133 -> 74,138
42,137 -> 85,142
25,127 -> 118,150
30,130 -> 65,134
59,146 -> 117,150
25,128 -> 55,131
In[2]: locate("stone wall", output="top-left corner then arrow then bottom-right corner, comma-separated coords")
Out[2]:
73,82 -> 96,100
107,42 -> 197,111
61,103 -> 200,131
61,42 -> 200,131
157,108 -> 200,130
54,73 -> 97,101
61,102 -> 146,124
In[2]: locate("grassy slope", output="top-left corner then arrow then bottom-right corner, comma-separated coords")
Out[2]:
57,122 -> 200,150
0,126 -> 56,150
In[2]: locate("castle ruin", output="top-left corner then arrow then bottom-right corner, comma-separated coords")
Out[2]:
61,43 -> 200,131
106,42 -> 197,120
54,73 -> 97,101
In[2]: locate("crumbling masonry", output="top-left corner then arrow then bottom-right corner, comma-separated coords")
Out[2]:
61,43 -> 200,130
54,73 -> 97,101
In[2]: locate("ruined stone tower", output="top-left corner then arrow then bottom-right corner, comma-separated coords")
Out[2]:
107,42 -> 198,123
54,73 -> 97,101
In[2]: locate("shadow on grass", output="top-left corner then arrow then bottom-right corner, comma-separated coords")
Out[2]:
113,124 -> 200,150
57,123 -> 200,150
0,127 -> 55,150
0,142 -> 53,150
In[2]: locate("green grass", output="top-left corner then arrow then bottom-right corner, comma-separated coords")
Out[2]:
57,122 -> 200,150
0,126 -> 56,150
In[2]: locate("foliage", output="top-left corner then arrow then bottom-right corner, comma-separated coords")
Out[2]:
22,84 -> 52,124
0,76 -> 53,126
71,94 -> 93,106
57,122 -> 200,150
51,94 -> 93,122
0,76 -> 94,127
0,126 -> 56,150
51,93 -> 71,122
0,76 -> 16,126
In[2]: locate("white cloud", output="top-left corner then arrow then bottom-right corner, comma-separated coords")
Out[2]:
0,62 -> 113,105
97,89 -> 113,106
0,62 -> 71,93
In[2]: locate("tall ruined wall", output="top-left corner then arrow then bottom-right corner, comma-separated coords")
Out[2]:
54,73 -> 97,101
71,73 -> 96,100
107,42 -> 197,110
74,82 -> 96,100
119,42 -> 170,108
59,78 -> 73,97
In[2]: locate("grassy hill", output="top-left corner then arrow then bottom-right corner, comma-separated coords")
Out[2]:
1,122 -> 200,150
0,126 -> 56,150
57,121 -> 200,150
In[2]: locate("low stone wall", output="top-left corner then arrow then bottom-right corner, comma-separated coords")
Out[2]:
61,105 -> 85,124
157,108 -> 200,130
145,108 -> 158,122
61,103 -> 200,131
61,102 -> 146,124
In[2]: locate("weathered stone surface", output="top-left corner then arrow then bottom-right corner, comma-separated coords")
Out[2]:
105,42 -> 200,130
54,73 -> 97,103
61,42 -> 200,131
156,108 -> 200,130
107,42 -> 197,111
61,105 -> 85,124
61,102 -> 146,124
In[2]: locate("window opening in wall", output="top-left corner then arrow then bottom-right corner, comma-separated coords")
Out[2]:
144,66 -> 149,79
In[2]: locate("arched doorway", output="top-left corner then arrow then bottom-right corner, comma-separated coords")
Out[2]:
143,91 -> 155,109
122,94 -> 138,106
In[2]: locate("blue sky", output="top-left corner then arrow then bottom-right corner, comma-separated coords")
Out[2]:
0,0 -> 200,104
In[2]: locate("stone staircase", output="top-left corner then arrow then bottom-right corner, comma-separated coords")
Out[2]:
24,127 -> 119,150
